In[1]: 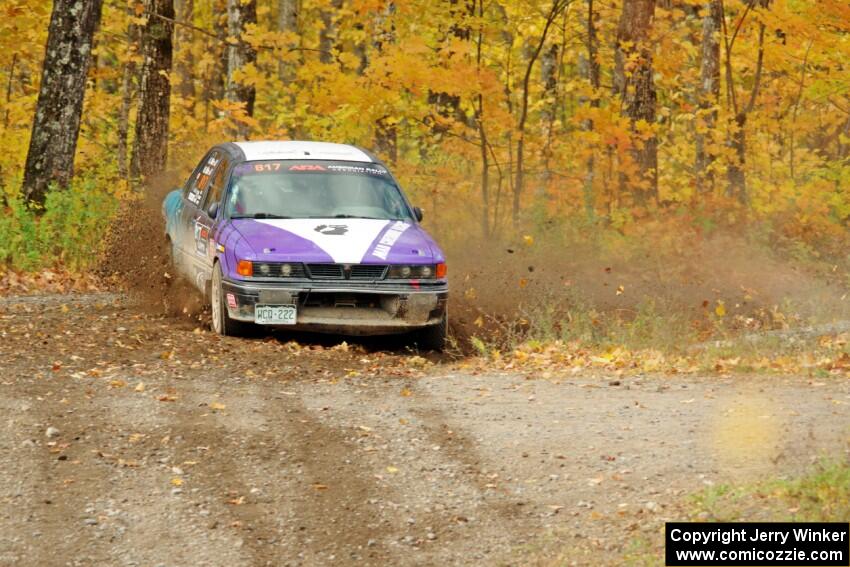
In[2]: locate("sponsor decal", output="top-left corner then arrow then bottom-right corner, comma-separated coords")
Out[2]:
187,187 -> 203,205
314,224 -> 348,236
326,164 -> 387,176
370,221 -> 410,260
194,222 -> 210,256
289,164 -> 326,172
226,293 -> 237,309
234,162 -> 387,176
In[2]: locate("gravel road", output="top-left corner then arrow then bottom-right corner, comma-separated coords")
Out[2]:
2,293 -> 849,566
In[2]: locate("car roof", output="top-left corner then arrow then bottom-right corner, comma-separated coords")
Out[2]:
231,141 -> 375,163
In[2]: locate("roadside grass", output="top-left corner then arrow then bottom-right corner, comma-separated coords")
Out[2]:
537,460 -> 850,566
622,460 -> 850,566
0,179 -> 120,272
689,460 -> 850,523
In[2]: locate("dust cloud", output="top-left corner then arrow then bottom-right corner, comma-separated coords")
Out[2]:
99,171 -> 205,321
444,228 -> 850,351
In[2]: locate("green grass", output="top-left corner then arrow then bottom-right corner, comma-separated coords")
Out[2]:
615,460 -> 850,566
0,178 -> 119,271
690,460 -> 850,523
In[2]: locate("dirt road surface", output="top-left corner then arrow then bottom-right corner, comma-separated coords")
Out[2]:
2,293 -> 849,566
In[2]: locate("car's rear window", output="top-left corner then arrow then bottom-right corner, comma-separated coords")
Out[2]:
226,160 -> 413,221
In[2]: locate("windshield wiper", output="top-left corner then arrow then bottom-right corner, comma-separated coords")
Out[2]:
230,213 -> 292,219
332,214 -> 386,220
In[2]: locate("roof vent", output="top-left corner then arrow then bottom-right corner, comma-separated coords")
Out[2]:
304,151 -> 311,156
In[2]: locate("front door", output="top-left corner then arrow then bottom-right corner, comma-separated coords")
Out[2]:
191,154 -> 231,292
179,150 -> 223,289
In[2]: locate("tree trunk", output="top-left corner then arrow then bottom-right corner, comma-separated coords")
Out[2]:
209,0 -> 227,104
22,0 -> 104,206
695,0 -> 720,194
174,0 -> 195,101
722,0 -> 769,203
428,0 -> 474,129
512,0 -> 569,227
727,113 -> 747,197
581,0 -> 600,220
118,20 -> 140,182
226,0 -> 257,138
616,0 -> 657,204
319,0 -> 343,64
278,0 -> 299,82
130,0 -> 174,181
540,39 -> 560,183
372,3 -> 397,163
473,0 -> 489,237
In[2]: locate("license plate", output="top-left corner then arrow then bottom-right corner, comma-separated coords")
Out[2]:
254,304 -> 297,325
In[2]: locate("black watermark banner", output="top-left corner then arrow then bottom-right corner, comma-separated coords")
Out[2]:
666,522 -> 849,566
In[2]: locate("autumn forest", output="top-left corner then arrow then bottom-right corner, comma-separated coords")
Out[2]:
1,0 -> 850,269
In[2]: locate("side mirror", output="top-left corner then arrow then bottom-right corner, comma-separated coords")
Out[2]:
207,201 -> 219,219
413,206 -> 424,222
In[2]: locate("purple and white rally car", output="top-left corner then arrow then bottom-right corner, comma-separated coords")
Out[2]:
163,141 -> 448,349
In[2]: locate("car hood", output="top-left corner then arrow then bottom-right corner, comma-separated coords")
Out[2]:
229,218 -> 444,264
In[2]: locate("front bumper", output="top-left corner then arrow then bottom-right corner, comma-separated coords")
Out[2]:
221,278 -> 448,335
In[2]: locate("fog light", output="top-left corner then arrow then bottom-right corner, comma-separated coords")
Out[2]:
281,263 -> 292,277
420,265 -> 432,278
258,263 -> 271,275
400,266 -> 411,278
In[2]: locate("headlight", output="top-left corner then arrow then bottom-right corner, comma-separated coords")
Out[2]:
387,265 -> 437,279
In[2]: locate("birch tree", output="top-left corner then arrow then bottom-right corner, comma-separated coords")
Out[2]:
22,0 -> 103,206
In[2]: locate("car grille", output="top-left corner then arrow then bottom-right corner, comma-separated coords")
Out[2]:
350,265 -> 388,280
306,263 -> 388,280
252,263 -> 389,280
306,264 -> 344,279
251,262 -> 307,278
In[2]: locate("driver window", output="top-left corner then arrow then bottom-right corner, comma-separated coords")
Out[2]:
202,157 -> 230,212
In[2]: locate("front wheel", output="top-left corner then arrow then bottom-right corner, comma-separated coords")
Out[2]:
412,312 -> 448,352
211,263 -> 252,337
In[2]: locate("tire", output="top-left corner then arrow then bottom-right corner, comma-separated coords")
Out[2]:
413,311 -> 448,352
211,263 -> 252,337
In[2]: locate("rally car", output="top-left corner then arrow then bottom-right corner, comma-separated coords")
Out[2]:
162,141 -> 448,350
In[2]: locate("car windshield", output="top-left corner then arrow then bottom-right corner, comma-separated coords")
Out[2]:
225,160 -> 413,221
